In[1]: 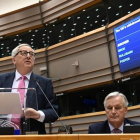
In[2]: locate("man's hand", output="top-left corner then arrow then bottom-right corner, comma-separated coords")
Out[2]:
24,108 -> 40,120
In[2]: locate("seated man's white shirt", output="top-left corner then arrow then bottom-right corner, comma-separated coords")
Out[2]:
109,122 -> 123,133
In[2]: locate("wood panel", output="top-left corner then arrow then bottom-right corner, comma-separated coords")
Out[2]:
0,0 -> 101,36
0,134 -> 140,140
79,134 -> 140,140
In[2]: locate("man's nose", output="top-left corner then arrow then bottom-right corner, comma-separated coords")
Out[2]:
111,107 -> 116,113
27,53 -> 31,57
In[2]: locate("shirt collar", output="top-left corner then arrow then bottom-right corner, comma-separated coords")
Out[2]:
15,70 -> 32,81
109,122 -> 124,132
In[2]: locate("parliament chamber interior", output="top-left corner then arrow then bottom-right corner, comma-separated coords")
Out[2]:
0,0 -> 140,134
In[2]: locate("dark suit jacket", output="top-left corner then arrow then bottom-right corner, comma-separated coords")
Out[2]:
88,118 -> 140,134
0,72 -> 58,134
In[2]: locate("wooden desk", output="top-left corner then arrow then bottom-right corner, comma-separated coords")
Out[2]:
0,135 -> 78,140
79,134 -> 140,140
0,134 -> 140,140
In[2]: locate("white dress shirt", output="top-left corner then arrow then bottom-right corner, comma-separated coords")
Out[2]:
11,70 -> 45,122
109,122 -> 124,133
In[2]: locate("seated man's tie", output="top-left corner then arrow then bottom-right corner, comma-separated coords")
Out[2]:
112,128 -> 122,133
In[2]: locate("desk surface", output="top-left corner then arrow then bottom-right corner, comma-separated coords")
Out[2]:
0,134 -> 140,140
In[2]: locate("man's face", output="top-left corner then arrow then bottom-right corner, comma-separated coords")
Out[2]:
12,45 -> 35,74
105,95 -> 127,128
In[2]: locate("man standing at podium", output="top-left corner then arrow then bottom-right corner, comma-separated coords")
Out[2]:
88,91 -> 140,134
0,43 -> 58,134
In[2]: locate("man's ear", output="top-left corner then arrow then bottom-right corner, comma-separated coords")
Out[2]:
12,57 -> 16,65
125,107 -> 128,115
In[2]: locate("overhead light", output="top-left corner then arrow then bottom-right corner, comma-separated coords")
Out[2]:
130,4 -> 133,6
84,22 -> 87,24
71,29 -> 75,31
95,21 -> 98,23
63,24 -> 66,26
1,44 -> 4,46
49,31 -> 52,33
95,9 -> 99,11
119,5 -> 122,8
102,20 -> 105,22
87,16 -> 90,18
73,23 -> 77,25
83,9 -> 86,12
49,19 -> 57,24
59,35 -> 61,37
35,30 -> 38,32
77,17 -> 80,19
60,30 -> 63,32
97,15 -> 100,17
32,35 -> 35,36
68,17 -> 71,19
128,11 -> 131,13
108,7 -> 111,9
116,13 -> 119,16
83,28 -> 86,30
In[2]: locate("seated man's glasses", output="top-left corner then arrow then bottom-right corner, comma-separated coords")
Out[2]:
14,50 -> 36,57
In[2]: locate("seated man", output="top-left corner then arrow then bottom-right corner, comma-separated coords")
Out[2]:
88,91 -> 140,134
58,125 -> 73,134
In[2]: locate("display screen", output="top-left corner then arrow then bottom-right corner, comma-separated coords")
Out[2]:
114,16 -> 140,73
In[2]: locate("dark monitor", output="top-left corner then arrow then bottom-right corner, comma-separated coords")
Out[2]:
0,127 -> 14,135
124,125 -> 140,133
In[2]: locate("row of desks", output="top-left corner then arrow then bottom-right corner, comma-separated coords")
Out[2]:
0,134 -> 140,140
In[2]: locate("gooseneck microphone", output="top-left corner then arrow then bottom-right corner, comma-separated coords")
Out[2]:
33,78 -> 68,134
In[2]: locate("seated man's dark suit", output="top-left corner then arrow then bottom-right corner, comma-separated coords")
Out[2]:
0,72 -> 58,134
88,118 -> 140,134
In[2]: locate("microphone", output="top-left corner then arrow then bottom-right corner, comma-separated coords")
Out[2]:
33,78 -> 68,134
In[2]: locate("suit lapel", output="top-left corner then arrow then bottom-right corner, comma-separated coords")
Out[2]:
104,120 -> 111,133
4,72 -> 15,91
26,73 -> 38,109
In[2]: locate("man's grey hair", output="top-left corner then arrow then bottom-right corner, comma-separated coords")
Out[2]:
11,43 -> 34,57
103,91 -> 128,108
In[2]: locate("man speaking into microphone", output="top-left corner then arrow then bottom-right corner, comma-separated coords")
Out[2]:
0,43 -> 58,134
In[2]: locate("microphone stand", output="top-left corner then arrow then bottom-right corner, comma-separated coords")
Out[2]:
33,78 -> 68,134
22,94 -> 27,135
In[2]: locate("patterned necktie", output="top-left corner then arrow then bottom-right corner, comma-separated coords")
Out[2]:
112,128 -> 122,133
11,76 -> 26,129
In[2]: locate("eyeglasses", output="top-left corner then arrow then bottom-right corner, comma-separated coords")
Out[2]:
14,50 -> 36,57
